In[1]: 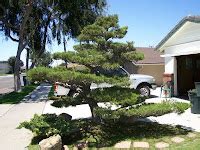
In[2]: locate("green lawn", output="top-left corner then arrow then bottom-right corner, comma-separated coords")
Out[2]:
28,145 -> 40,150
171,137 -> 200,150
0,73 -> 12,76
28,135 -> 200,150
27,120 -> 200,150
0,85 -> 37,104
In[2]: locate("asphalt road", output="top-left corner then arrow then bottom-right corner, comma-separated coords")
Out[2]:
0,75 -> 14,94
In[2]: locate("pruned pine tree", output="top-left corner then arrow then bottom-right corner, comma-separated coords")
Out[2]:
28,15 -> 190,124
21,15 -> 190,146
28,15 -> 146,121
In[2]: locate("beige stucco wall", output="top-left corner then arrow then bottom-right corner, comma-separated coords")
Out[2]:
124,62 -> 164,86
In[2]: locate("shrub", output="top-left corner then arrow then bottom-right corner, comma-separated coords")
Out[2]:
89,86 -> 145,106
18,114 -> 78,137
95,102 -> 190,121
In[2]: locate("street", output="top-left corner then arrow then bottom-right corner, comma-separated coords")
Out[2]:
0,75 -> 14,94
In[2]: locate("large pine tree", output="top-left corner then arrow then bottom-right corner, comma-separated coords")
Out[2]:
27,15 -> 188,121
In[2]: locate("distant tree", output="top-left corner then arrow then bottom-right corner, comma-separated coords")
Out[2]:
8,56 -> 24,73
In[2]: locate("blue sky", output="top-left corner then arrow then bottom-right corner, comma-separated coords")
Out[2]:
1,0 -> 200,62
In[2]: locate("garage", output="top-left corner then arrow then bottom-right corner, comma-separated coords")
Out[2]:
177,54 -> 200,96
156,16 -> 200,96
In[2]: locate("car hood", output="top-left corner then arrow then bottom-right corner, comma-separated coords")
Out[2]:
130,74 -> 154,79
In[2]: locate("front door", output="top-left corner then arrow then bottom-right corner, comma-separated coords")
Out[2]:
177,54 -> 200,96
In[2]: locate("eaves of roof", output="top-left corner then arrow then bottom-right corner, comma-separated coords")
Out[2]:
156,16 -> 200,51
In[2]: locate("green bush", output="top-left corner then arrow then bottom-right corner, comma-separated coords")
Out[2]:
89,86 -> 145,106
20,114 -> 189,147
27,67 -> 129,86
18,114 -> 78,137
95,102 -> 190,121
51,96 -> 83,107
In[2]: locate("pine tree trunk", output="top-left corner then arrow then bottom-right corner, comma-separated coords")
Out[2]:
82,84 -> 99,120
88,101 -> 98,118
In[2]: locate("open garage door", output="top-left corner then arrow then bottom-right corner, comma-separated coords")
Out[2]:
177,54 -> 200,96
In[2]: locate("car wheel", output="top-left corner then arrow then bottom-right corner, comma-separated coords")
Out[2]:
138,85 -> 150,97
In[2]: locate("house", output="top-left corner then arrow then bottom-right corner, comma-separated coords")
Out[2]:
0,61 -> 10,74
156,16 -> 200,96
124,47 -> 164,86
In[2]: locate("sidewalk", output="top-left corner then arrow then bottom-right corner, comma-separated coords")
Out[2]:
0,83 -> 51,150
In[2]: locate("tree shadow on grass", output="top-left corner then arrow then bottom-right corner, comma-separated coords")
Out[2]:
30,119 -> 190,148
93,121 -> 189,147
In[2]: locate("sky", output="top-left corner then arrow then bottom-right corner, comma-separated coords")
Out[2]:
1,0 -> 200,63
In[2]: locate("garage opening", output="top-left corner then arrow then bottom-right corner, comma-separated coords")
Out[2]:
177,54 -> 200,96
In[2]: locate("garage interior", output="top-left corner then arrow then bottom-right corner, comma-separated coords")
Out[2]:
177,54 -> 200,96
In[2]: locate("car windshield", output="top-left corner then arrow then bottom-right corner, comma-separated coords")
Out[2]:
110,68 -> 128,77
93,67 -> 128,77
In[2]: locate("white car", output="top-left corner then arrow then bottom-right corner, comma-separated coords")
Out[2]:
91,67 -> 157,97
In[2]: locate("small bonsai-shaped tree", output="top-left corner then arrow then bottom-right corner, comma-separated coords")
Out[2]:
28,15 -> 144,118
21,15 -> 190,145
27,15 -> 189,122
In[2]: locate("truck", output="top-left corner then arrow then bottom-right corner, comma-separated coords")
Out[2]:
91,67 -> 157,97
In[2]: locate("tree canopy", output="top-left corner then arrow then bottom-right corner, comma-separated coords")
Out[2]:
27,15 -> 145,119
23,15 -> 190,147
0,0 -> 107,91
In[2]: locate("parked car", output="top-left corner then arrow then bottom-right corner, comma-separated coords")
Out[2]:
91,67 -> 157,97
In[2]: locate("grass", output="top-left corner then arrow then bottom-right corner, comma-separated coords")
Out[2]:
0,73 -> 13,76
0,85 -> 37,104
28,128 -> 200,150
172,137 -> 200,150
27,120 -> 200,150
28,145 -> 40,150
48,85 -> 54,98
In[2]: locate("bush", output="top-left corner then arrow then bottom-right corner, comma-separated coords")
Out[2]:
95,102 -> 190,121
19,114 -> 190,147
18,114 -> 78,137
89,86 -> 145,106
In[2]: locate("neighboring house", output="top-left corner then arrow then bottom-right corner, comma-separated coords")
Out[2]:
156,16 -> 200,96
0,61 -> 10,74
124,47 -> 164,86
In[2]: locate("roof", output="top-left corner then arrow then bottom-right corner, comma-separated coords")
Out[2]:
134,47 -> 164,65
156,15 -> 200,51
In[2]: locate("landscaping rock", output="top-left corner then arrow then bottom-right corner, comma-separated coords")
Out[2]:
171,136 -> 185,143
63,145 -> 69,150
114,141 -> 131,149
133,142 -> 149,149
58,113 -> 72,121
39,134 -> 62,150
155,142 -> 169,149
187,132 -> 196,138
